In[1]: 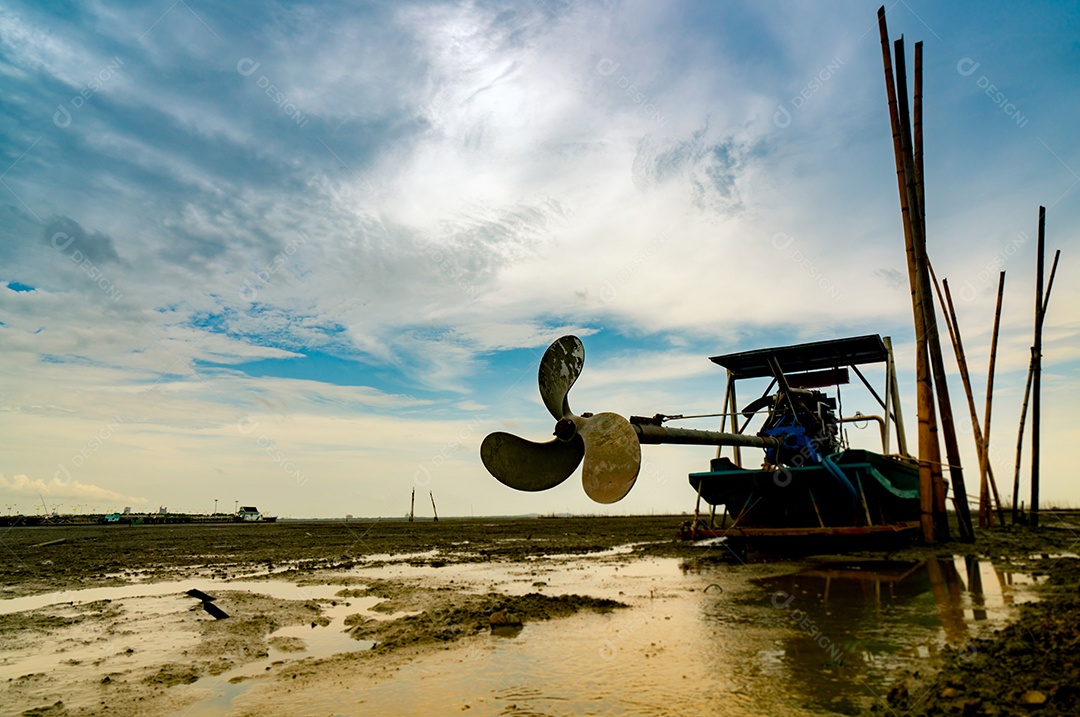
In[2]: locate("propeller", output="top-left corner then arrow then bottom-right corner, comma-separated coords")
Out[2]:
480,335 -> 641,504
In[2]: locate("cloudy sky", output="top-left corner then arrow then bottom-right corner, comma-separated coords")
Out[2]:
1,0 -> 1076,519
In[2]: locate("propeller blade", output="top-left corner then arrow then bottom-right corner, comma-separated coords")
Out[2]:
480,431 -> 585,492
538,335 -> 584,420
578,412 -> 641,504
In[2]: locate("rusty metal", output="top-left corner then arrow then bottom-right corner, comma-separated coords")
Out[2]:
538,335 -> 585,420
481,432 -> 584,492
578,412 -> 640,503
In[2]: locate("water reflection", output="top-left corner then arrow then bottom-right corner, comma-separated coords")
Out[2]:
716,557 -> 1032,714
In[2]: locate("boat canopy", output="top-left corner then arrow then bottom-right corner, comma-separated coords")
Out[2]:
709,334 -> 888,379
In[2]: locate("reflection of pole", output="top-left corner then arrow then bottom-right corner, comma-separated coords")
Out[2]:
993,566 -> 1015,606
926,556 -> 968,645
964,556 -> 988,621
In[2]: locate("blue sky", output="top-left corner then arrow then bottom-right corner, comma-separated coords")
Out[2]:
1,0 -> 1077,518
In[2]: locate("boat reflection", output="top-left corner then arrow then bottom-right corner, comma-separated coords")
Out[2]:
706,556 -> 1031,713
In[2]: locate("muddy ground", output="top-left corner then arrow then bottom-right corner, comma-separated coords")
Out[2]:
2,515 -> 1078,716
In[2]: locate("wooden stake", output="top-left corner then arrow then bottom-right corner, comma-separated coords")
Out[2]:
895,33 -> 952,539
429,492 -> 439,522
912,40 -> 971,539
1031,207 -> 1045,527
409,487 -> 415,522
984,272 -> 1007,526
1011,351 -> 1036,523
1011,248 -> 1059,524
878,9 -> 935,543
934,272 -> 990,525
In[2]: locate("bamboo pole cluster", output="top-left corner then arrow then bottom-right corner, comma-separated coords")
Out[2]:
877,7 -> 974,543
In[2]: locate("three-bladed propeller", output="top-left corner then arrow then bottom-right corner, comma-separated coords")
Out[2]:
480,335 -> 641,504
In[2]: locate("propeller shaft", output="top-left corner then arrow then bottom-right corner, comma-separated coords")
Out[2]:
632,423 -> 785,449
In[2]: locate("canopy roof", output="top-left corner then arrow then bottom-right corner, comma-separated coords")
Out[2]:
709,335 -> 888,379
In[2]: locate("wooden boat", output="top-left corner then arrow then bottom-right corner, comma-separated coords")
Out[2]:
678,334 -> 922,551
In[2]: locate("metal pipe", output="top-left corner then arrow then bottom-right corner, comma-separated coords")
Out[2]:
838,414 -> 888,451
632,423 -> 784,448
729,374 -> 742,466
883,336 -> 908,456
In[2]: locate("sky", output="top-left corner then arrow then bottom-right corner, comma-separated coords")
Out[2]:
0,0 -> 1077,519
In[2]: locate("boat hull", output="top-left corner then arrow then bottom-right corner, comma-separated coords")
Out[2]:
684,449 -> 923,549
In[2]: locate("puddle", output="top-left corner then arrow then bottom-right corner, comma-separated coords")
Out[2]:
3,552 -> 1045,717
0,577 -> 385,700
177,554 -> 1041,716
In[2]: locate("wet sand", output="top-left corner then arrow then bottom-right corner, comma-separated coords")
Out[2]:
2,515 -> 1077,716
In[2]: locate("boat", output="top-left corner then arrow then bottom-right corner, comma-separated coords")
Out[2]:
677,334 -> 922,552
480,333 -> 924,553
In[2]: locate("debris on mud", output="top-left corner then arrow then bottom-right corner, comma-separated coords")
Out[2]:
344,582 -> 625,650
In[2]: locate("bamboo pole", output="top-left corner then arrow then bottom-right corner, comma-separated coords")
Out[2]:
429,492 -> 439,522
1011,249 -> 1059,523
984,272 -> 1007,526
878,9 -> 935,543
1011,352 -> 1036,523
911,40 -> 971,539
933,273 -> 990,525
1031,207 -> 1045,527
895,33 -> 951,539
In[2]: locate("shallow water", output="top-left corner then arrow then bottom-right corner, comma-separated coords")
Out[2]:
1,549 -> 1042,716
199,552 -> 1039,715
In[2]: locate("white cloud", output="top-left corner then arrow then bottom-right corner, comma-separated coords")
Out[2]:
0,472 -> 148,506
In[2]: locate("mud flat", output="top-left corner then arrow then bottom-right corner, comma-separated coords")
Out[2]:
1,515 -> 1077,716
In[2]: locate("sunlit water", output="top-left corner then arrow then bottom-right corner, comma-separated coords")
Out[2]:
1,547 -> 1045,716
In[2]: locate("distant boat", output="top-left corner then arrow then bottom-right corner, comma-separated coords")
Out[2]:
234,506 -> 277,522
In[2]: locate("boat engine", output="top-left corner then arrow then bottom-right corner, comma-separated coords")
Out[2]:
749,388 -> 840,468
